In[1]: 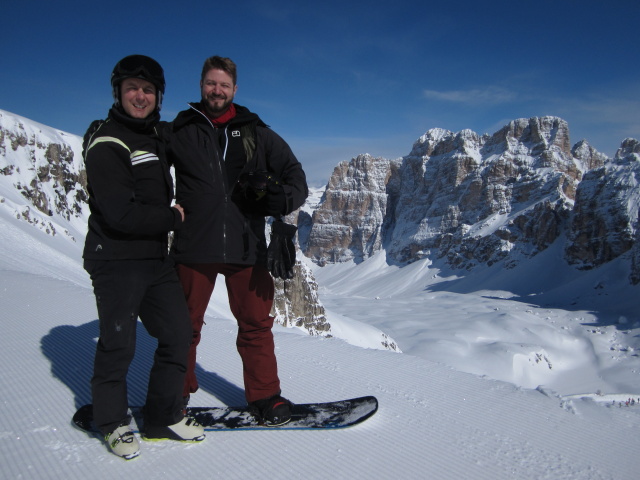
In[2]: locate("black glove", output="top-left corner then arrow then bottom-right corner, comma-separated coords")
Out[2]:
262,182 -> 287,216
267,220 -> 298,279
232,171 -> 286,216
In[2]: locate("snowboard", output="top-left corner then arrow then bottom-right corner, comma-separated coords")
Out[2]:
73,395 -> 378,433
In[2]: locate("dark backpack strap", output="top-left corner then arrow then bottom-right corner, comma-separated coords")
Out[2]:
82,119 -> 105,161
240,122 -> 257,167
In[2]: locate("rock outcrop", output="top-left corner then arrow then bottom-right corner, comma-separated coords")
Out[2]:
0,111 -> 86,240
567,138 -> 640,277
305,154 -> 399,264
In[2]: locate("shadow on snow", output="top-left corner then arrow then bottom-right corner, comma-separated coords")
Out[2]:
40,319 -> 246,412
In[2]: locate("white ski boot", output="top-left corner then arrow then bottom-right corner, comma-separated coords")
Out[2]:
105,424 -> 140,460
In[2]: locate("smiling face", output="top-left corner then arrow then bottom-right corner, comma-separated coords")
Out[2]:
200,68 -> 237,118
120,77 -> 157,119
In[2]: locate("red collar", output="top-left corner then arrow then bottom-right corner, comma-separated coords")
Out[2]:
202,103 -> 237,126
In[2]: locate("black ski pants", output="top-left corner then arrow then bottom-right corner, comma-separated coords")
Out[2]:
84,257 -> 192,435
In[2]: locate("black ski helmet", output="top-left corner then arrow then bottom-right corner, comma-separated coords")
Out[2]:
111,55 -> 165,111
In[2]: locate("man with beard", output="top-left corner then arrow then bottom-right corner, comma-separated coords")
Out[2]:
83,55 -> 205,459
163,56 -> 308,426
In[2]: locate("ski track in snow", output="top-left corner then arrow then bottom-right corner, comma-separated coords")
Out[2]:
1,271 -> 640,479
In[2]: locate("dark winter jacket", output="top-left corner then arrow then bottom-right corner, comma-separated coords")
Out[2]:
82,107 -> 182,260
163,102 -> 308,265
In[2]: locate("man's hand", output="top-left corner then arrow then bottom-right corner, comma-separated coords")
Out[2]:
232,171 -> 286,216
262,183 -> 286,216
172,204 -> 185,222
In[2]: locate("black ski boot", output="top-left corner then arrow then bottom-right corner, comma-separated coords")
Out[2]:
249,393 -> 292,426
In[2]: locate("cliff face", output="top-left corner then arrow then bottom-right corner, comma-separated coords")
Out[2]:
386,117 -> 582,268
272,260 -> 331,336
305,154 -> 399,264
303,116 -> 639,284
0,110 -> 87,240
567,138 -> 640,277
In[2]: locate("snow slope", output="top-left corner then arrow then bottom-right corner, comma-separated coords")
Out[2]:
3,269 -> 640,480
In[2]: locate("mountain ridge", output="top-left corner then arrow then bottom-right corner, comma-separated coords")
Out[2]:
305,116 -> 639,287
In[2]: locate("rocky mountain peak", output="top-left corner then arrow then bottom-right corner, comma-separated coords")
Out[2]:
302,116 -> 639,285
492,116 -> 572,155
615,138 -> 640,162
572,139 -> 607,171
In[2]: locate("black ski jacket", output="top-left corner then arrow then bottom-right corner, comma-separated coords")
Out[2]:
163,102 -> 308,265
82,107 -> 182,260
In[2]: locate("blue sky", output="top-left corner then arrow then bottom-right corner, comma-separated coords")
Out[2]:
2,0 -> 638,186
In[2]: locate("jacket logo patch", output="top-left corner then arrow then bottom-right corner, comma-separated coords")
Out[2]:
231,130 -> 241,137
130,150 -> 159,166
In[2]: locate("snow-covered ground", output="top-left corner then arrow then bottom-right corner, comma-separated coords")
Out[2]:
1,191 -> 640,479
314,246 -> 640,397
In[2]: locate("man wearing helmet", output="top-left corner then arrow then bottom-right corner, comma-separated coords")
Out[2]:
82,54 -> 205,460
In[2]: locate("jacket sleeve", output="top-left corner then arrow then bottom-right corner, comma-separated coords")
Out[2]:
85,138 -> 181,235
259,127 -> 309,215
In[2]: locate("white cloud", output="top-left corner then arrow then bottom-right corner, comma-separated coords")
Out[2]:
423,86 -> 516,105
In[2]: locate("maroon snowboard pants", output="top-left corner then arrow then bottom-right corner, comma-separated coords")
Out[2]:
176,263 -> 281,403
